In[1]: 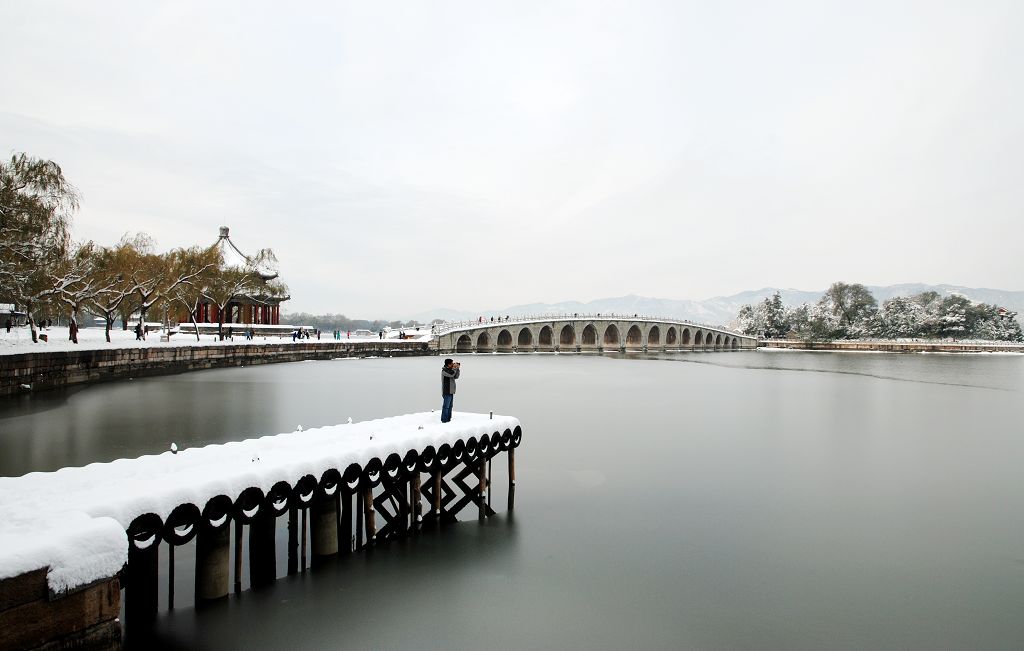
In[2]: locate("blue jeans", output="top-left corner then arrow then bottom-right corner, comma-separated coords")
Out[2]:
441,394 -> 454,423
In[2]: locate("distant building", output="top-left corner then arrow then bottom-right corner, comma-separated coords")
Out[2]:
188,227 -> 289,326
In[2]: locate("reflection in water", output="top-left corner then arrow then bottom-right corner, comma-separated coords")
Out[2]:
3,352 -> 1024,650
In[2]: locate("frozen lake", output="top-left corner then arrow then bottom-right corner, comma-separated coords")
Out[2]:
2,351 -> 1023,650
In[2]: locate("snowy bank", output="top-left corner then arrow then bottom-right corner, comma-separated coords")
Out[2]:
0,412 -> 520,593
0,325 -> 432,356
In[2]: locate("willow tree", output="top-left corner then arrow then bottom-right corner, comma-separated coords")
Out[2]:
165,245 -> 220,341
0,153 -> 80,342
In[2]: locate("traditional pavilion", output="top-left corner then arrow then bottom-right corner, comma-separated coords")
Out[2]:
188,227 -> 289,326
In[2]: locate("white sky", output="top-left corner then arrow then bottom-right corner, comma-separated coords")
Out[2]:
2,1 -> 1022,316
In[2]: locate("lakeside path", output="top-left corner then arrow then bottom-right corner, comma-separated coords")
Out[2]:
0,327 -> 438,397
0,326 -> 432,356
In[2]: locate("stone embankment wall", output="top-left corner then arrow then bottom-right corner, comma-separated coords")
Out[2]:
0,569 -> 120,651
760,339 -> 1024,353
1,342 -> 437,397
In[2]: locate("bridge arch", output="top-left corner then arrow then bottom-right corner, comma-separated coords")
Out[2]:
647,325 -> 661,347
625,324 -> 643,349
559,324 -> 576,347
476,331 -> 491,352
497,329 -> 513,352
456,334 -> 473,353
731,337 -> 739,350
692,329 -> 701,348
517,327 -> 533,349
665,326 -> 677,346
581,324 -> 598,348
682,328 -> 692,346
715,334 -> 723,349
539,325 -> 553,350
705,332 -> 714,347
603,324 -> 620,348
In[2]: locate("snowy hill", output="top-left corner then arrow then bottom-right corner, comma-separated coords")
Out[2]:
409,284 -> 1024,327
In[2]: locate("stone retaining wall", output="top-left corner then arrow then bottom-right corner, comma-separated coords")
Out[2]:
0,569 -> 120,650
1,342 -> 436,397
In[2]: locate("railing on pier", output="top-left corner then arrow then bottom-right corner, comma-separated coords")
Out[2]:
0,413 -> 522,636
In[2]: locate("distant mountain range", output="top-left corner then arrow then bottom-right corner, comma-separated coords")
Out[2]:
409,284 -> 1024,327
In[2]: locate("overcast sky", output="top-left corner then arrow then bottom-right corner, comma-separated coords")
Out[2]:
2,1 -> 1021,317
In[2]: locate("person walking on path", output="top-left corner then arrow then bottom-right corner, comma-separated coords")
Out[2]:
440,358 -> 461,423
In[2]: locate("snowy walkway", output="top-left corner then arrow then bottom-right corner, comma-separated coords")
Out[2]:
0,412 -> 520,593
0,326 -> 432,356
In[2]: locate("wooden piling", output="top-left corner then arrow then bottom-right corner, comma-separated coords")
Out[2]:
195,525 -> 230,603
311,493 -> 339,564
355,492 -> 364,551
433,470 -> 442,517
411,473 -> 422,529
340,491 -> 353,553
126,542 -> 159,630
167,545 -> 175,610
478,459 -> 487,520
508,448 -> 516,511
363,488 -> 377,545
248,511 -> 276,589
233,523 -> 243,595
301,507 -> 308,572
287,504 -> 298,576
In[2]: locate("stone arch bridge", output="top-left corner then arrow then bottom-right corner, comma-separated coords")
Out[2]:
434,315 -> 756,354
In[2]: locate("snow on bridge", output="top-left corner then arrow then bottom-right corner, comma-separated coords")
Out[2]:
433,313 -> 756,353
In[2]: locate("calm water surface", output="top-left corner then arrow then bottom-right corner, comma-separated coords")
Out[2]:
2,351 -> 1022,650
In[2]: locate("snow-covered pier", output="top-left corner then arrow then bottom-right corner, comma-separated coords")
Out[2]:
0,412 -> 522,648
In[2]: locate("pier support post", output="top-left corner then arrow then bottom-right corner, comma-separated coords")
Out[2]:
363,488 -> 377,545
195,525 -> 230,603
249,511 -> 277,589
126,543 -> 159,630
233,522 -> 243,595
287,504 -> 298,576
411,473 -> 422,530
478,459 -> 487,520
311,493 -> 339,565
340,491 -> 353,553
508,449 -> 516,511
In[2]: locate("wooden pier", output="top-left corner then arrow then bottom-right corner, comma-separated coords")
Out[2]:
0,413 -> 522,649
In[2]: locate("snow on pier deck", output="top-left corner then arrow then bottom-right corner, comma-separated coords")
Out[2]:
0,412 -> 522,594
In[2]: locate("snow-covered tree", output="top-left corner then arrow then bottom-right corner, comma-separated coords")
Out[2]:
0,153 -> 79,342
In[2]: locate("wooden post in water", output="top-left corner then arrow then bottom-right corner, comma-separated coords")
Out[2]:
355,492 -> 364,551
433,470 -> 442,519
233,522 -> 243,595
287,504 -> 298,576
248,511 -> 276,589
507,448 -> 516,511
311,493 -> 339,565
478,459 -> 487,520
340,491 -> 353,553
126,542 -> 159,630
301,507 -> 308,571
167,545 -> 175,610
363,487 -> 377,545
411,473 -> 422,531
195,525 -> 230,603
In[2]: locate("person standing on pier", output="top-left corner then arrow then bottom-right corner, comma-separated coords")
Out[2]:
441,358 -> 461,423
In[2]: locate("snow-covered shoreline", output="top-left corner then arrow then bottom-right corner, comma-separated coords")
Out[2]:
0,412 -> 520,593
0,325 -> 432,356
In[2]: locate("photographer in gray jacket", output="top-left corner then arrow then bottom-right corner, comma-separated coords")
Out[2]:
441,358 -> 461,423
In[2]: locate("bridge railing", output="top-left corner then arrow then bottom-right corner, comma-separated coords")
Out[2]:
432,313 -> 748,338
